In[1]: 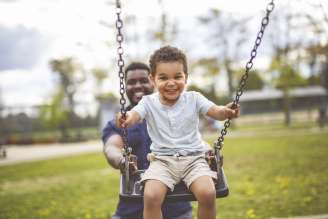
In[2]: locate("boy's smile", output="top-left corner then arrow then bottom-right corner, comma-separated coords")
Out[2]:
151,61 -> 187,106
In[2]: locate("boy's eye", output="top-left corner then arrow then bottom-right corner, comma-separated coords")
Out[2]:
158,76 -> 167,81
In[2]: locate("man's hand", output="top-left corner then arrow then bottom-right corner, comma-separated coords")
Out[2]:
119,154 -> 138,175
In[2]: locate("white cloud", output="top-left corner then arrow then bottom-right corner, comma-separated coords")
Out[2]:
0,25 -> 49,70
0,68 -> 54,106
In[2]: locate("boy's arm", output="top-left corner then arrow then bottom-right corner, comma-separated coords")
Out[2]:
116,110 -> 142,128
206,102 -> 240,121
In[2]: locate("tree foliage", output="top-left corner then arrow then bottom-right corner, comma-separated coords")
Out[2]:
39,89 -> 68,130
91,67 -> 108,99
49,57 -> 84,112
40,57 -> 85,139
198,8 -> 250,97
270,57 -> 307,90
234,70 -> 265,91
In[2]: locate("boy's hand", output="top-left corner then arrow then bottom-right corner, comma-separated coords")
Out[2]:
207,103 -> 240,121
223,102 -> 240,119
116,111 -> 140,128
116,111 -> 132,128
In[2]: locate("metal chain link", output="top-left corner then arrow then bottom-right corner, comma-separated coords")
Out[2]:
115,0 -> 133,193
115,0 -> 130,155
214,0 -> 275,151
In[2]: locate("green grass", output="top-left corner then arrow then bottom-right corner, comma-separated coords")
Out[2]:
0,153 -> 117,219
6,127 -> 100,144
0,129 -> 328,219
216,133 -> 328,218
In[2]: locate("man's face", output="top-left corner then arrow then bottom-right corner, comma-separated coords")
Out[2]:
126,69 -> 154,106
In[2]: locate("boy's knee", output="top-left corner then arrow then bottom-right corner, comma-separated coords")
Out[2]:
144,188 -> 164,207
197,187 -> 216,204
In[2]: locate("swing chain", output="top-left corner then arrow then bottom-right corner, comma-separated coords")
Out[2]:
115,0 -> 133,193
214,0 -> 275,151
115,0 -> 130,155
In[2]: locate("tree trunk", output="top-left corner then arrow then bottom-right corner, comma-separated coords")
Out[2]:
321,62 -> 328,90
225,61 -> 234,98
282,90 -> 291,127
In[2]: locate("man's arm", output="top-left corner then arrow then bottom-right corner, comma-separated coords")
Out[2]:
103,134 -> 124,169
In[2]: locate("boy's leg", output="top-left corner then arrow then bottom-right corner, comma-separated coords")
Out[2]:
170,209 -> 193,219
143,179 -> 168,219
111,211 -> 143,219
189,176 -> 216,219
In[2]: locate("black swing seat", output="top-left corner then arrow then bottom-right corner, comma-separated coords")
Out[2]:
119,167 -> 229,202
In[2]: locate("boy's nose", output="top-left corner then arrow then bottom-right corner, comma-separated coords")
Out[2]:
167,80 -> 175,86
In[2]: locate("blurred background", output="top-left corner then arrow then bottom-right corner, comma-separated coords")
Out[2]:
0,0 -> 327,218
0,0 -> 327,144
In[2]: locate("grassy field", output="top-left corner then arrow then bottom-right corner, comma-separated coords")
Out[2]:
0,125 -> 328,219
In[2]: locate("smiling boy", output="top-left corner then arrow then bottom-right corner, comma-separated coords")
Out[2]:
117,46 -> 240,219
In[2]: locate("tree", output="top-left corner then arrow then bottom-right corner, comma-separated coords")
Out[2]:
198,9 -> 250,98
234,70 -> 265,91
307,43 -> 328,89
39,90 -> 69,140
191,57 -> 220,97
0,87 -> 4,140
117,0 -> 178,61
0,87 -> 3,113
91,67 -> 108,98
45,57 -> 85,140
151,0 -> 178,45
269,51 -> 307,126
265,0 -> 328,126
49,57 -> 84,111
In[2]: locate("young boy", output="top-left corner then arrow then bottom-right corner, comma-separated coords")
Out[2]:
117,46 -> 240,219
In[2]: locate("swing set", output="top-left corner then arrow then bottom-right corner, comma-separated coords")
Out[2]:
114,0 -> 275,202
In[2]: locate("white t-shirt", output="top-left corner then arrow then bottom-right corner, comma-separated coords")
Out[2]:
132,91 -> 215,155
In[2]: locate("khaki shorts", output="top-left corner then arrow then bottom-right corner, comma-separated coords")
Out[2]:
141,154 -> 217,191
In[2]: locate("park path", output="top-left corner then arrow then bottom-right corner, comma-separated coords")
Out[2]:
1,127 -> 327,166
0,140 -> 102,166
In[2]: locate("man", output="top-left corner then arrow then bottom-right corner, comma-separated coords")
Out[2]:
102,62 -> 193,219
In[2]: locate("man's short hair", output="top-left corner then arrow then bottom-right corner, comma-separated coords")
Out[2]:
124,62 -> 150,78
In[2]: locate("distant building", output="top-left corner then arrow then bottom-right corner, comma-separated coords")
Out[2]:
99,101 -> 120,130
239,86 -> 328,114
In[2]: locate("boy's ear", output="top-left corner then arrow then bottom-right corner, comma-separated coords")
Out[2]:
149,74 -> 155,85
185,74 -> 188,83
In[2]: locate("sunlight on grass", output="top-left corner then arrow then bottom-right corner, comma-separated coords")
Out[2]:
0,128 -> 328,219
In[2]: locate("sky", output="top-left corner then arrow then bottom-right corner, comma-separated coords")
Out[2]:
0,0 -> 327,114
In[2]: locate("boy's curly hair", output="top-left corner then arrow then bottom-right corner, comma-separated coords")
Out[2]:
149,45 -> 188,76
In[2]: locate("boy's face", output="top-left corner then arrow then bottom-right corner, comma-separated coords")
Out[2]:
150,61 -> 187,106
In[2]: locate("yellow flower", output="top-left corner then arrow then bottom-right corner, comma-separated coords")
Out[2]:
275,176 -> 289,189
246,208 -> 256,218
